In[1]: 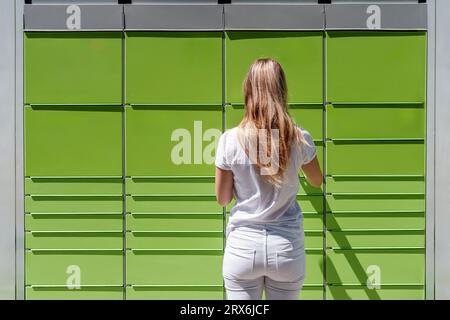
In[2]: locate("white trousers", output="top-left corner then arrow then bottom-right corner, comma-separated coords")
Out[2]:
222,225 -> 306,300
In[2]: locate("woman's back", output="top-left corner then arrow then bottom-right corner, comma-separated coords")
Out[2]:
215,125 -> 317,237
215,58 -> 323,300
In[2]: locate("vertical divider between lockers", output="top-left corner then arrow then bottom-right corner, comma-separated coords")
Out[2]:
22,26 -> 26,296
221,4 -> 226,300
22,28 -> 26,298
121,4 -> 126,300
322,5 -> 327,300
424,30 -> 429,297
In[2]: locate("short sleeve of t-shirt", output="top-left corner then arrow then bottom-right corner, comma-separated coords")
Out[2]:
296,128 -> 317,167
215,130 -> 232,171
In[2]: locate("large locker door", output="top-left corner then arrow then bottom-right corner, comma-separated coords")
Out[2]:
325,31 -> 427,300
24,32 -> 124,300
125,31 -> 224,300
225,31 -> 325,300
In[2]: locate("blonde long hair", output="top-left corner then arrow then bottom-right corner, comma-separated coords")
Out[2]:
237,58 -> 307,188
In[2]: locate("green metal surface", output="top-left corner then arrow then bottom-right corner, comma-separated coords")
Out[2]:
126,286 -> 224,300
125,32 -> 222,105
26,214 -> 123,232
26,251 -> 123,285
305,231 -> 323,250
261,285 -> 323,300
326,285 -> 424,300
25,178 -> 123,195
327,31 -> 426,103
127,195 -> 221,214
326,248 -> 425,285
327,104 -> 425,139
126,250 -> 223,285
326,213 -> 425,231
303,213 -> 325,231
226,31 -> 323,104
326,176 -> 425,194
326,140 -> 425,176
26,286 -> 124,300
326,230 -> 425,249
326,194 -> 425,213
125,106 -> 221,176
25,106 -> 122,176
296,195 -> 323,214
126,232 -> 223,250
126,213 -> 223,232
325,30 -> 426,299
25,32 -> 122,105
300,286 -> 324,300
304,250 -> 324,286
25,195 -> 123,214
126,177 -> 215,195
26,231 -> 123,250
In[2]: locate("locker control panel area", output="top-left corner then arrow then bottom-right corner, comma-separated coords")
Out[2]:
22,1 -> 427,300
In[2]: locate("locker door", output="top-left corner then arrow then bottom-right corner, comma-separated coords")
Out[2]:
25,32 -> 122,105
126,106 -> 222,177
327,31 -> 426,103
325,31 -> 426,300
225,31 -> 323,105
24,31 -> 123,300
25,106 -> 122,177
126,32 -> 222,105
125,31 -> 224,300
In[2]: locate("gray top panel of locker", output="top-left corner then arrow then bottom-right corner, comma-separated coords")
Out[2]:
24,4 -> 124,31
224,4 -> 325,30
325,3 -> 427,30
31,0 -> 117,3
124,4 -> 224,31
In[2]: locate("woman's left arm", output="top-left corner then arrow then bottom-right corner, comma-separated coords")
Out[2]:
215,167 -> 234,207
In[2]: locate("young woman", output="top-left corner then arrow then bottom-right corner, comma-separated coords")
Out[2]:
215,58 -> 323,300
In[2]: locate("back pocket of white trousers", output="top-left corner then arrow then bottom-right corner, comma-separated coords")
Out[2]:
275,248 -> 306,282
223,244 -> 256,279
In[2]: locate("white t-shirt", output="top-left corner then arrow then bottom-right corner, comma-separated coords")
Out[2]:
215,126 -> 317,238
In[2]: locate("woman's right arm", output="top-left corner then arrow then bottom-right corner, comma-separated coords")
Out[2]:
215,167 -> 234,207
296,128 -> 323,188
301,155 -> 323,188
